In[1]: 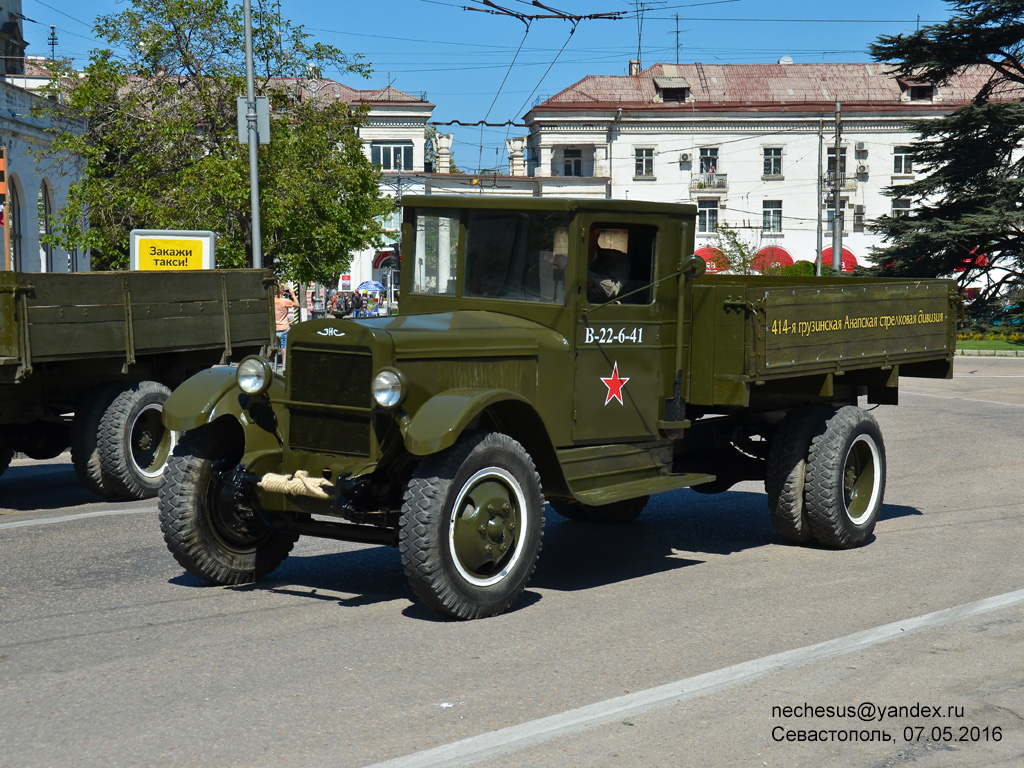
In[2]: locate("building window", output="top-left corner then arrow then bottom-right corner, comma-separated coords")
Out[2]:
38,182 -> 53,272
893,146 -> 914,174
908,85 -> 933,101
827,147 -> 847,176
9,181 -> 21,271
699,147 -> 719,174
371,142 -> 414,171
762,200 -> 782,233
826,198 -> 848,234
763,148 -> 782,176
892,198 -> 912,218
634,148 -> 654,178
563,149 -> 582,177
697,199 -> 718,233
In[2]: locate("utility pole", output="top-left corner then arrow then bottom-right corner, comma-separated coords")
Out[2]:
816,120 -> 823,277
673,14 -> 680,64
47,26 -> 58,61
831,102 -> 843,273
243,0 -> 262,269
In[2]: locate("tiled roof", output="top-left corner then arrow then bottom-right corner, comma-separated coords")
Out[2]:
532,62 -> 1021,113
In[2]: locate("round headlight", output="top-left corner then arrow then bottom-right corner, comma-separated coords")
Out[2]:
237,356 -> 273,396
371,369 -> 405,408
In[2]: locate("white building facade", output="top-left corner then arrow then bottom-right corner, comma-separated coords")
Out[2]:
0,76 -> 87,273
521,61 -> 1005,272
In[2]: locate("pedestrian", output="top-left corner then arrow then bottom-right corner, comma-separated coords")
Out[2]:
351,291 -> 364,318
274,283 -> 299,364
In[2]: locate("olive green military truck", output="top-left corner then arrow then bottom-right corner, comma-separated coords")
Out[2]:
0,269 -> 275,500
158,196 -> 956,619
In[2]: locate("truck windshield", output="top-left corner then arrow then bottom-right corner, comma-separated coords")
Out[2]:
410,209 -> 572,304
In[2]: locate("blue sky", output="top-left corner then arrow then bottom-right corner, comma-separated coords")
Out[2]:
26,0 -> 955,173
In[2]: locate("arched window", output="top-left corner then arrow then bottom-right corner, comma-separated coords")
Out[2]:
38,181 -> 53,272
9,179 -> 22,271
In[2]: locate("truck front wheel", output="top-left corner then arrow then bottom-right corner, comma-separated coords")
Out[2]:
804,406 -> 886,549
159,423 -> 297,585
400,431 -> 545,620
98,381 -> 175,500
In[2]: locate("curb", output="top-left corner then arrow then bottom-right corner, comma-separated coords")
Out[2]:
955,349 -> 1024,357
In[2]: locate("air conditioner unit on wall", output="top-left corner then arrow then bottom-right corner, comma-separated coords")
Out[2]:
680,152 -> 690,163
857,164 -> 869,174
856,141 -> 866,151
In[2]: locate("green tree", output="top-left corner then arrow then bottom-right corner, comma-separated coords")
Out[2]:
712,223 -> 791,275
35,0 -> 390,283
868,0 -> 1024,300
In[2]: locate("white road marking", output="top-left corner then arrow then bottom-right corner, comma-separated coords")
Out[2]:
0,506 -> 155,531
901,390 -> 1024,408
365,588 -> 1024,768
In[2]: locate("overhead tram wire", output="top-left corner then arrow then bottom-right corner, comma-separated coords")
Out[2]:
459,0 -> 624,173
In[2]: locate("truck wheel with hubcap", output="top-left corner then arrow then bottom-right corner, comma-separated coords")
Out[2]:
765,405 -> 831,545
98,381 -> 175,500
804,406 -> 886,549
400,431 -> 544,620
159,422 -> 298,584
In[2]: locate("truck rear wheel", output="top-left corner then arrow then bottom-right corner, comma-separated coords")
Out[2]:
97,381 -> 175,500
804,406 -> 886,549
71,383 -> 122,498
765,405 -> 831,545
400,431 -> 544,620
159,422 -> 297,584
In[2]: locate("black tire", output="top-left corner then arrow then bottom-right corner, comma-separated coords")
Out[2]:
158,423 -> 298,584
400,431 -> 545,620
97,381 -> 175,500
765,405 -> 832,545
70,383 -> 122,498
587,495 -> 648,523
805,406 -> 886,549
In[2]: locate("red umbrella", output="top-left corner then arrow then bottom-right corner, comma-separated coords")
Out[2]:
821,246 -> 858,273
954,249 -> 988,273
695,246 -> 729,274
752,245 -> 794,271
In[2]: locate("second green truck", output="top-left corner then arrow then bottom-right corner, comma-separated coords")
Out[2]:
157,196 -> 957,619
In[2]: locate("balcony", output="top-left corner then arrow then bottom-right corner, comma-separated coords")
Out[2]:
825,171 -> 858,191
690,172 -> 728,192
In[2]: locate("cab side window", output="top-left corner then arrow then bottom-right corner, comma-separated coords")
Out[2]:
586,222 -> 656,305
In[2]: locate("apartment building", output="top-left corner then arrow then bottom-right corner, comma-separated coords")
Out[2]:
521,60 -> 1007,271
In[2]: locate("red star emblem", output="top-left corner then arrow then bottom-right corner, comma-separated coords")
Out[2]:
601,362 -> 629,405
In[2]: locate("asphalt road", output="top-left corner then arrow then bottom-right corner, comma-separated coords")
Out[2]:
1,357 -> 1022,768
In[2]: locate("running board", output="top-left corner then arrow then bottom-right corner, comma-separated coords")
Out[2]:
573,473 -> 717,506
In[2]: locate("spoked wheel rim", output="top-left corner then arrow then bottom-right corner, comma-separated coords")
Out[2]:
129,403 -> 176,479
448,467 -> 527,587
843,434 -> 882,525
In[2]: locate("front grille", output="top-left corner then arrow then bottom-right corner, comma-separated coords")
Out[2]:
289,348 -> 373,407
287,347 -> 374,456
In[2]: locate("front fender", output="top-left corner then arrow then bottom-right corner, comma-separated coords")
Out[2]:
404,389 -> 533,456
163,365 -> 286,459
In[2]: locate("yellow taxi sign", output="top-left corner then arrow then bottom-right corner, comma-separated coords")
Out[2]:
130,229 -> 215,270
